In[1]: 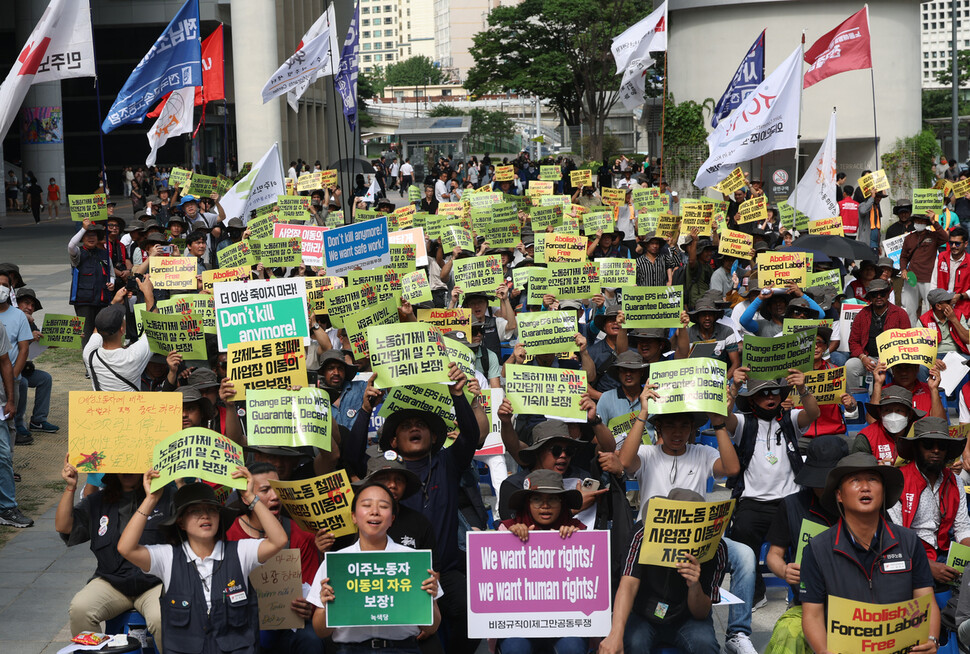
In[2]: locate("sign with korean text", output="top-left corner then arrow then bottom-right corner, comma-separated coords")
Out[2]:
326,550 -> 434,627
622,286 -> 683,328
214,277 -> 310,350
325,284 -> 380,328
714,167 -> 746,194
401,270 -> 432,305
416,308 -> 472,342
141,311 -> 206,359
217,240 -> 257,269
795,366 -> 845,406
270,470 -> 356,537
345,298 -> 400,358
857,169 -> 889,198
876,328 -> 938,369
69,194 -> 107,222
226,337 -> 308,401
454,255 -> 504,294
151,428 -> 247,492
539,165 -> 561,181
735,196 -> 767,224
598,258 -> 636,287
273,223 -> 328,266
39,314 -> 85,349
638,498 -> 735,567
168,167 -> 192,189
647,358 -> 727,415
187,173 -> 218,198
389,228 -> 429,267
601,187 -> 625,207
547,261 -> 600,300
570,169 -> 593,187
246,388 -> 333,451
306,275 -> 345,314
530,205 -> 562,231
250,549 -> 303,630
505,364 -> 586,421
369,323 -> 451,388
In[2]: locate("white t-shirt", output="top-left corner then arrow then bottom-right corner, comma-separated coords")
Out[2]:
634,443 -> 720,519
308,538 -> 442,643
390,163 -> 400,177
147,539 -> 263,611
434,179 -> 450,203
731,412 -> 805,501
83,333 -> 152,391
401,163 -> 414,177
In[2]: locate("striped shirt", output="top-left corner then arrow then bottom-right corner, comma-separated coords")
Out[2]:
635,253 -> 677,286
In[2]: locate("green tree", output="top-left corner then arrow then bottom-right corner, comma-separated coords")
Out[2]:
466,0 -> 654,161
427,105 -> 517,148
922,88 -> 970,120
385,56 -> 445,88
428,104 -> 465,117
933,49 -> 970,87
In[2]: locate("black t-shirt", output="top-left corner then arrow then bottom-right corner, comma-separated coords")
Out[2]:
885,220 -> 913,240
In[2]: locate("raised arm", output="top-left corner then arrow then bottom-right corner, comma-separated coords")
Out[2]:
118,470 -> 165,573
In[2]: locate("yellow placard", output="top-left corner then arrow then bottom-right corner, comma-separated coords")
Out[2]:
655,213 -> 680,240
494,165 -> 514,182
570,169 -> 593,187
952,178 -> 970,197
416,308 -> 472,341
808,216 -> 844,236
201,266 -> 251,292
735,196 -> 767,224
527,181 -> 554,196
680,202 -> 713,236
876,328 -> 938,369
69,391 -> 182,473
759,251 -> 810,288
306,275 -> 345,314
269,470 -> 357,537
713,167 -> 746,195
601,187 -> 626,207
321,169 -> 338,188
857,169 -> 890,198
638,497 -> 735,567
150,256 -> 198,290
827,595 -> 931,654
718,228 -> 753,259
226,337 -> 308,401
795,366 -> 846,406
544,232 -> 587,263
297,171 -> 323,192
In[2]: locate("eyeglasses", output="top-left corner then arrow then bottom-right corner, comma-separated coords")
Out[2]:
529,495 -> 563,507
756,388 -> 782,397
951,241 -> 965,248
548,444 -> 578,458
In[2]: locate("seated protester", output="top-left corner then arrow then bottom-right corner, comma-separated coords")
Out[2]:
867,360 -> 946,421
83,283 -> 155,392
451,286 -> 517,365
729,275 -> 762,335
931,225 -> 970,304
226,462 -> 323,654
635,231 -> 676,287
587,307 -> 625,401
14,287 -> 58,437
499,470 -> 587,654
309,481 -> 443,652
142,353 -> 174,392
709,254 -> 738,300
851,386 -> 926,464
739,283 -> 824,337
588,228 -> 632,260
55,464 -> 171,649
845,278 -> 911,390
599,489 -> 727,654
446,329 -> 500,387
315,350 -> 367,430
352,453 -> 436,554
920,288 -> 970,357
764,436 -> 848,654
888,417 -> 970,585
722,369 -> 820,607
844,259 -> 878,302
800,453 -> 940,653
628,328 -> 674,370
594,351 -> 649,448
680,297 -> 740,380
799,327 -> 860,449
119,474 -> 288,654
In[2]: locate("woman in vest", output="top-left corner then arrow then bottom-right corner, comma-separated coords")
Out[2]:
55,460 -> 172,649
309,481 -> 442,653
118,470 -> 287,654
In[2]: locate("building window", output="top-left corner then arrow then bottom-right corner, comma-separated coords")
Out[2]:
386,41 -> 394,49
386,54 -> 394,61
374,30 -> 381,36
373,5 -> 380,12
362,7 -> 369,13
363,31 -> 370,38
363,42 -> 371,50
385,17 -> 394,24
364,55 -> 372,62
385,5 -> 393,11
375,54 -> 382,61
362,18 -> 369,26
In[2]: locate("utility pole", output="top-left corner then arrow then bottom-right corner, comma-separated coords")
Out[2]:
953,0 -> 961,162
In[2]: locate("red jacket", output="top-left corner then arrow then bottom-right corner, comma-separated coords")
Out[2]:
900,462 -> 961,562
859,421 -> 900,464
934,248 -> 970,297
919,308 -> 970,354
848,304 -> 912,358
839,197 -> 860,235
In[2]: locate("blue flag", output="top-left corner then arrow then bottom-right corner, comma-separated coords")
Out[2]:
102,0 -> 202,133
335,1 -> 360,132
711,30 -> 765,128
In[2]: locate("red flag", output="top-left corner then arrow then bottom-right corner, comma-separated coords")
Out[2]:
146,25 -> 224,118
803,6 -> 871,89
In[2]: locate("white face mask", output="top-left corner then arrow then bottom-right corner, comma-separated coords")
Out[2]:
914,223 -> 928,232
882,413 -> 908,434
0,286 -> 9,304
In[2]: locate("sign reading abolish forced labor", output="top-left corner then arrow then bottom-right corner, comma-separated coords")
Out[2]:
273,223 -> 328,266
416,308 -> 472,341
250,549 -> 304,630
324,216 -> 390,276
389,227 -> 429,267
505,364 -> 586,421
598,258 -> 636,287
912,188 -> 945,216
39,314 -> 85,349
214,277 -> 310,350
622,286 -> 683,329
69,391 -> 182,473
325,284 -> 380,328
795,366 -> 846,406
217,240 -> 257,269
306,275 -> 345,314
494,165 -> 514,182
401,270 -> 433,305
270,470 -> 357,537
530,205 -> 563,231
369,323 -> 451,388
742,330 -> 815,380
718,228 -> 753,258
141,311 -> 207,359
246,388 -> 333,451
647,358 -> 727,415
759,251 -> 810,288
226,337 -> 308,401
734,196 -> 767,224
168,167 -> 192,189
454,255 -> 504,294
326,550 -> 434,628
639,498 -> 734,567
345,298 -> 400,358
570,168 -> 593,187
516,311 -> 578,355
544,232 -> 587,263
69,194 -> 107,221
857,169 -> 890,198
601,187 -> 625,207
466,531 -> 612,639
321,169 -> 338,188
547,261 -> 600,300
876,328 -> 938,369
257,237 -> 303,267
202,265 -> 250,292
528,181 -> 554,196
808,217 -> 844,236
826,594 -> 931,654
151,428 -> 247,493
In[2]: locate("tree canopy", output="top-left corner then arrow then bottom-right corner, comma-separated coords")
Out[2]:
385,56 -> 446,88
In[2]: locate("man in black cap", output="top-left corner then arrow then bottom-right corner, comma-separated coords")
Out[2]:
594,350 -> 649,448
315,350 -> 367,430
683,298 -> 740,379
763,436 -> 848,652
845,277 -> 912,389
13,288 -> 58,439
800,453 -> 939,653
104,215 -> 129,282
452,284 -> 517,364
886,203 -> 914,240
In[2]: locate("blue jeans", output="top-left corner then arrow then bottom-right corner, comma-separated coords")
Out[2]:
0,420 -> 16,510
869,228 -> 880,252
724,537 -> 755,637
827,351 -> 849,367
15,368 -> 52,426
622,611 -> 719,654
499,637 -> 587,654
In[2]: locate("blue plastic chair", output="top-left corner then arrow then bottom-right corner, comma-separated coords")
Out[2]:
759,542 -> 793,603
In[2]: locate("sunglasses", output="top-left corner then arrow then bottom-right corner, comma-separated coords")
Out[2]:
918,440 -> 948,451
548,444 -> 578,458
756,388 -> 782,397
951,241 -> 965,248
868,290 -> 890,298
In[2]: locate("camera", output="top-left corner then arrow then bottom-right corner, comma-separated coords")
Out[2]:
125,273 -> 145,293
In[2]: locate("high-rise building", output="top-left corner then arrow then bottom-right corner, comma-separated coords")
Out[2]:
434,0 -> 491,80
359,0 -> 401,73
397,0 -> 436,62
920,0 -> 970,89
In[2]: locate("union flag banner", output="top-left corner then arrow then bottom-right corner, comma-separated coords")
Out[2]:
804,6 -> 872,89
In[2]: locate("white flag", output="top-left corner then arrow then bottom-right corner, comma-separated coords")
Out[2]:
793,111 -> 839,220
363,177 -> 380,204
146,86 -> 195,166
694,47 -> 803,190
611,1 -> 667,75
219,143 -> 285,224
0,0 -> 95,138
285,4 -> 341,112
618,56 -> 656,111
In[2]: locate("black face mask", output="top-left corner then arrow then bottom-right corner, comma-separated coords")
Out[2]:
752,403 -> 782,422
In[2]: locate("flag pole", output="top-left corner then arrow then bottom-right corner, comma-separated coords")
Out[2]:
866,6 -> 879,165
327,46 -> 350,221
659,54 -> 667,186
792,30 -> 805,224
89,5 -> 108,196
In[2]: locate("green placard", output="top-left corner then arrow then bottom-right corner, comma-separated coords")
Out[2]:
258,237 -> 303,267
598,258 -> 636,287
68,194 -> 107,222
505,364 -> 586,420
443,336 -> 476,381
401,270 -> 432,305
368,323 -> 451,388
349,267 -> 402,292
188,173 -> 218,198
530,205 -> 563,231
453,255 -> 503,294
377,385 -> 457,431
324,285 -> 381,329
647,357 -> 727,415
912,189 -> 945,216
248,213 -> 279,241
511,267 -> 534,291
151,428 -> 247,492
546,261 -> 600,300
355,208 -> 379,223
742,329 -> 815,380
946,542 -> 970,585
38,314 -> 85,348
408,185 -> 422,203
441,225 -> 474,252
783,318 -> 833,335
526,267 -> 550,306
583,210 -> 615,236
325,550 -> 434,627
217,240 -> 257,269
539,165 -> 561,181
795,518 -> 830,589
806,268 -> 842,289
516,311 -> 578,355
344,297 -> 400,358
389,243 -> 418,274
246,388 -> 333,450
481,211 -> 520,248
621,286 -> 683,328
169,167 -> 192,189
141,311 -> 207,359
637,212 -> 660,236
